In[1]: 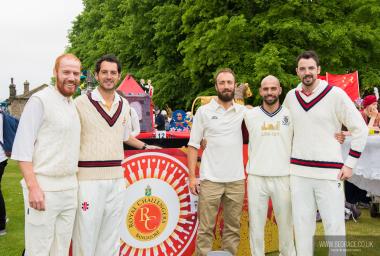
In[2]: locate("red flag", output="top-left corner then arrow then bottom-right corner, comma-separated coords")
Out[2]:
318,75 -> 327,81
326,71 -> 359,101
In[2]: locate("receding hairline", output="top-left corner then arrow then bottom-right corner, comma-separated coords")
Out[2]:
261,75 -> 280,87
214,68 -> 236,83
54,53 -> 81,73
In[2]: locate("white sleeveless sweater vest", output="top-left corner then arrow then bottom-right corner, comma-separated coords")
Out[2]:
32,86 -> 80,191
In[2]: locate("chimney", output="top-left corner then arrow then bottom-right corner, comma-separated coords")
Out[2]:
9,77 -> 16,101
24,80 -> 30,95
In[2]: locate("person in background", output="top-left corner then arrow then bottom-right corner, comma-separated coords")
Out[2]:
0,112 -> 8,236
129,107 -> 140,136
161,110 -> 170,131
360,95 -> 380,131
154,108 -> 166,131
344,94 -> 379,208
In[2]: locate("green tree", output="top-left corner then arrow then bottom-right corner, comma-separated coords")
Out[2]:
68,0 -> 380,108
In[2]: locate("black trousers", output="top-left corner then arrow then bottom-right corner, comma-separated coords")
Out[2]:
0,159 -> 8,230
344,180 -> 371,204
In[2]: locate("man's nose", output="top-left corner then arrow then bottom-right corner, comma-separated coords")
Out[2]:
67,72 -> 76,80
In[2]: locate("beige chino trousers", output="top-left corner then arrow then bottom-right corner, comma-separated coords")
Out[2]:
196,179 -> 245,256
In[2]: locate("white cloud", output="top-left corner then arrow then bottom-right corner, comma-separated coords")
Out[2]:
0,0 -> 83,101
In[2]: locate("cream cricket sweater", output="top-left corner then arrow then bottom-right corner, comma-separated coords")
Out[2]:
31,86 -> 81,191
284,80 -> 368,180
75,93 -> 130,180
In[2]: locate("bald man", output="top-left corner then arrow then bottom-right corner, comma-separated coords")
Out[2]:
244,75 -> 296,256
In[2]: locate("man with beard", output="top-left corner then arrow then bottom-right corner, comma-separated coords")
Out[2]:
72,54 -> 156,256
245,75 -> 296,256
11,53 -> 82,255
284,51 -> 367,256
188,68 -> 246,256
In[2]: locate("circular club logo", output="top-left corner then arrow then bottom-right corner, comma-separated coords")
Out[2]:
127,194 -> 168,241
120,152 -> 198,256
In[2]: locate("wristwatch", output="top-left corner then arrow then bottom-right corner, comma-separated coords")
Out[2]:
142,143 -> 148,150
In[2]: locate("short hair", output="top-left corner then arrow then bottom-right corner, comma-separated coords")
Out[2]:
95,54 -> 122,74
296,50 -> 320,66
261,75 -> 280,87
54,53 -> 81,74
214,68 -> 236,84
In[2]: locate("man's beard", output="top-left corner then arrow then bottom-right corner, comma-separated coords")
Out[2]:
217,89 -> 235,102
99,80 -> 117,91
302,74 -> 316,86
56,75 -> 78,97
263,95 -> 279,105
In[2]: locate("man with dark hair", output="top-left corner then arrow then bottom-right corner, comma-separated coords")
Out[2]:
284,50 -> 367,255
95,54 -> 122,74
188,68 -> 246,255
72,54 -> 157,255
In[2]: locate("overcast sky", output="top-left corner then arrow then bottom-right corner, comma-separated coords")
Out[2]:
0,0 -> 83,101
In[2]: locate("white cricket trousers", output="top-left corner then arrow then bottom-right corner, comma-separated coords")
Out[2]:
72,178 -> 125,256
290,175 -> 346,256
247,175 -> 296,256
22,187 -> 77,256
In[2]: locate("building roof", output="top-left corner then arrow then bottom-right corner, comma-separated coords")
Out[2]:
13,84 -> 49,100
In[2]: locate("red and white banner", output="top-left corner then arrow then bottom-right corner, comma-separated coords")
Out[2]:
323,71 -> 360,101
120,147 -> 279,255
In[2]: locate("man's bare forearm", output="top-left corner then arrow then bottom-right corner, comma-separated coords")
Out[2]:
187,146 -> 198,179
19,161 -> 39,190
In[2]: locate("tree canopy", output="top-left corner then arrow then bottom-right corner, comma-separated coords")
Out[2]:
68,0 -> 380,109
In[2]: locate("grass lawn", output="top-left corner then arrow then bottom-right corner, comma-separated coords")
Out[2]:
1,160 -> 380,255
0,160 -> 25,256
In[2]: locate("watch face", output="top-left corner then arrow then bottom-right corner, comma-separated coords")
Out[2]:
120,152 -> 198,255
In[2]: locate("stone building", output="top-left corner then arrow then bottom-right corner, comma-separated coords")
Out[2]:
7,78 -> 48,118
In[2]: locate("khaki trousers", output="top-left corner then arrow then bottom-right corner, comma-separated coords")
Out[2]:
196,179 -> 245,256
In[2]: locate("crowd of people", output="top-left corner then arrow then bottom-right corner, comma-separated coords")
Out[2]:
0,50 -> 377,256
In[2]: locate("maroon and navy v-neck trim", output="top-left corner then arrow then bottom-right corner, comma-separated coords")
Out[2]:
295,85 -> 333,112
260,105 -> 282,117
87,93 -> 123,127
